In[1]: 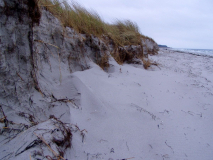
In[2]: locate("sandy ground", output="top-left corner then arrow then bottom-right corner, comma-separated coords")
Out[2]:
1,48 -> 212,160
69,48 -> 213,160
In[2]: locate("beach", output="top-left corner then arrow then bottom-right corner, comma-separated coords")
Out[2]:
69,48 -> 213,160
1,1 -> 212,159
1,48 -> 213,160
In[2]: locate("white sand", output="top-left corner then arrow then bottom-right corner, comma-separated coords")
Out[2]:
69,48 -> 213,160
1,48 -> 212,160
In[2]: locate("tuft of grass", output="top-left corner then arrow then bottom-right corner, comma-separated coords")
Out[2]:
142,58 -> 151,69
142,58 -> 159,69
106,20 -> 142,46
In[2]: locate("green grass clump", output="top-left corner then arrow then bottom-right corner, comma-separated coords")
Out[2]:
38,0 -> 155,47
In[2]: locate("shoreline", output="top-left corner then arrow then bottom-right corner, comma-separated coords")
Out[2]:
162,48 -> 213,58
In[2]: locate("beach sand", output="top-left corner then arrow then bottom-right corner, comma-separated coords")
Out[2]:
1,48 -> 213,160
69,48 -> 213,160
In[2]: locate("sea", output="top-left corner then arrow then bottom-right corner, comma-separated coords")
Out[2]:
170,48 -> 213,57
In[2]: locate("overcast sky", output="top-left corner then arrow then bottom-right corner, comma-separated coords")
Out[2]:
68,0 -> 213,49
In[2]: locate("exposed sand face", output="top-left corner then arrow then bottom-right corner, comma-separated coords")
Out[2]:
69,48 -> 213,160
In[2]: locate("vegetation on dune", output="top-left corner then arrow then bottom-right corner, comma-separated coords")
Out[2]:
106,20 -> 142,46
37,0 -> 158,69
38,0 -> 155,47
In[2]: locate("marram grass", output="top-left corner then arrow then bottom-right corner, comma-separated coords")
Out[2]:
38,0 -> 155,47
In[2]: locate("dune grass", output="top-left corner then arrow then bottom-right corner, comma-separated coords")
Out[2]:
38,0 -> 154,47
106,20 -> 142,46
38,0 -> 107,36
37,0 -> 159,68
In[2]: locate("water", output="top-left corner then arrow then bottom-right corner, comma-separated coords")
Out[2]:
171,48 -> 213,57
